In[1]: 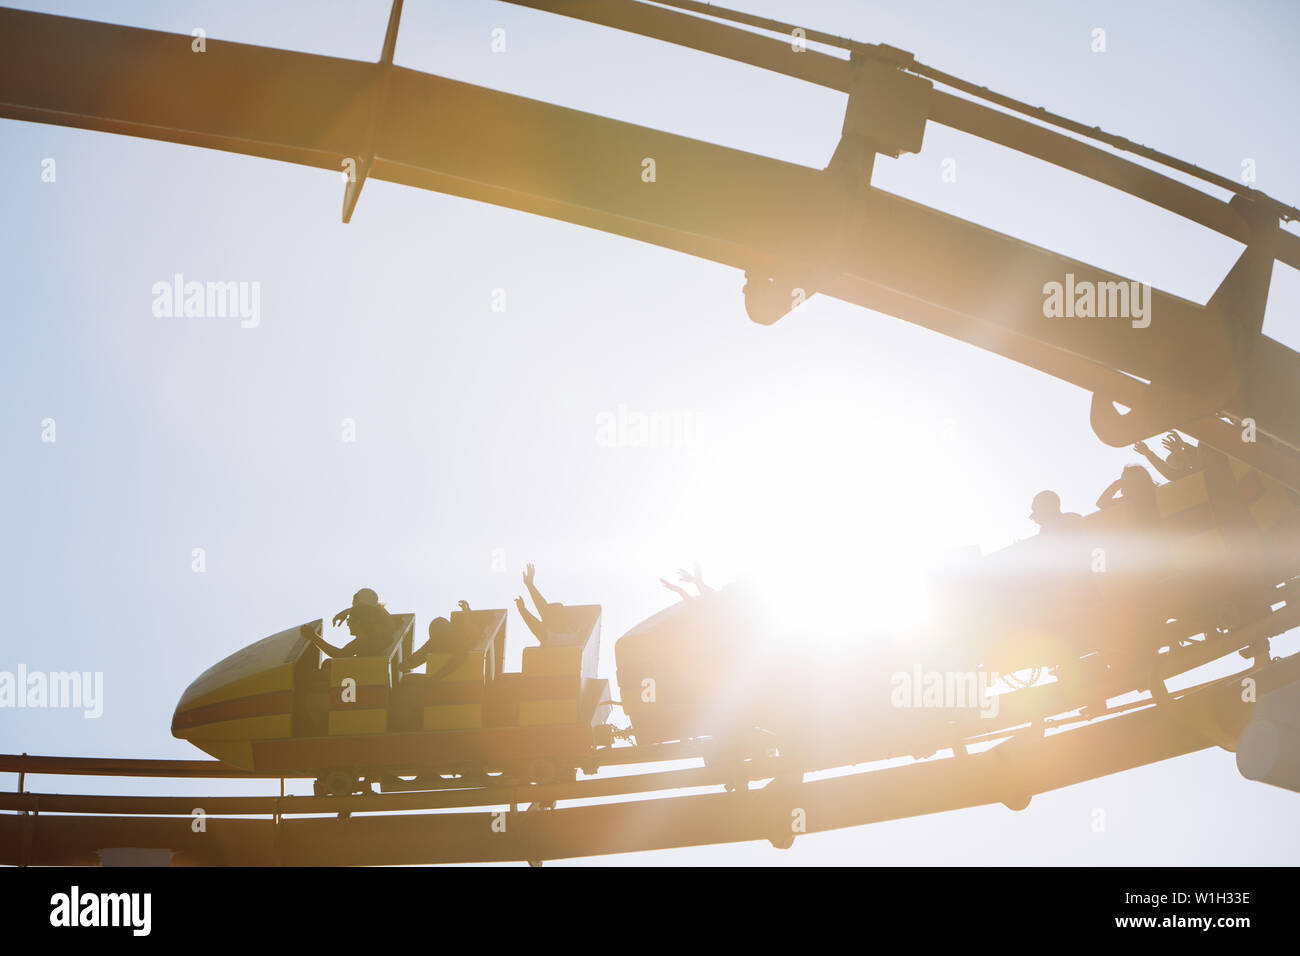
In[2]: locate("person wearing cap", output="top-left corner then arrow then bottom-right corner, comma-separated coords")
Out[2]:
300,587 -> 400,658
1029,490 -> 1082,534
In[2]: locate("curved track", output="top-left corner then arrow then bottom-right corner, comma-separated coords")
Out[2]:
2,2 -> 1299,484
3,1 -> 1299,864
4,639 -> 1297,865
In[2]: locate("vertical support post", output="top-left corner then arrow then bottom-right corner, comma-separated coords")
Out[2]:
342,0 -> 405,223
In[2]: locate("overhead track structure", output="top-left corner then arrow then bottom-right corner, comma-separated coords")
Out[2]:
3,2 -> 1300,864
1,1 -> 1298,486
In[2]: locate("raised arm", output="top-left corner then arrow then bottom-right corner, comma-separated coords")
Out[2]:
1096,477 -> 1124,510
300,623 -> 348,659
677,562 -> 714,595
522,563 -> 551,614
660,578 -> 693,602
1133,441 -> 1179,482
514,596 -> 548,645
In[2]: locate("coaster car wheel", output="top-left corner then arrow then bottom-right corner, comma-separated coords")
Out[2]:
526,757 -> 576,786
314,769 -> 363,797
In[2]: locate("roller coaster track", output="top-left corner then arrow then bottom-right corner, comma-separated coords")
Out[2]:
3,626 -> 1298,865
2,1 -> 1300,488
8,602 -> 1289,868
4,1 -> 1300,863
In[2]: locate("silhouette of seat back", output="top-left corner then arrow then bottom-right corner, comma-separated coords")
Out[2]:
417,608 -> 506,731
325,613 -> 413,736
518,604 -> 602,726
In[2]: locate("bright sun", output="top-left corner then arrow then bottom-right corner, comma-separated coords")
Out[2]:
661,393 -> 968,648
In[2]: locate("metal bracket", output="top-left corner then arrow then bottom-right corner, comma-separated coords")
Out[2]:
1208,197 -> 1278,402
342,0 -> 404,223
525,799 -> 554,867
763,772 -> 806,849
1090,207 -> 1277,447
742,56 -> 931,326
832,53 -> 931,172
1088,383 -> 1225,448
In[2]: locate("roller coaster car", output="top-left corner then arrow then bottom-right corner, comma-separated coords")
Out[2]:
615,590 -> 751,748
614,457 -> 1300,759
172,606 -> 612,794
932,454 -> 1300,686
614,588 -> 955,764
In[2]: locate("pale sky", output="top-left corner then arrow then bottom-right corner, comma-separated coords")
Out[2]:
2,0 -> 1298,864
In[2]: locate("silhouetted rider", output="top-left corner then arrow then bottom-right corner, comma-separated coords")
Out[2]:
300,587 -> 399,658
1029,490 -> 1083,533
515,564 -> 576,645
1133,431 -> 1200,481
660,561 -> 714,600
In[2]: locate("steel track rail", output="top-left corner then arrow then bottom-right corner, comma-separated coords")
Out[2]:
501,0 -> 1300,254
5,653 -> 1296,865
0,761 -> 774,817
632,0 -> 1300,218
0,740 -> 714,781
3,5 -> 1300,474
6,647 -> 1296,823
